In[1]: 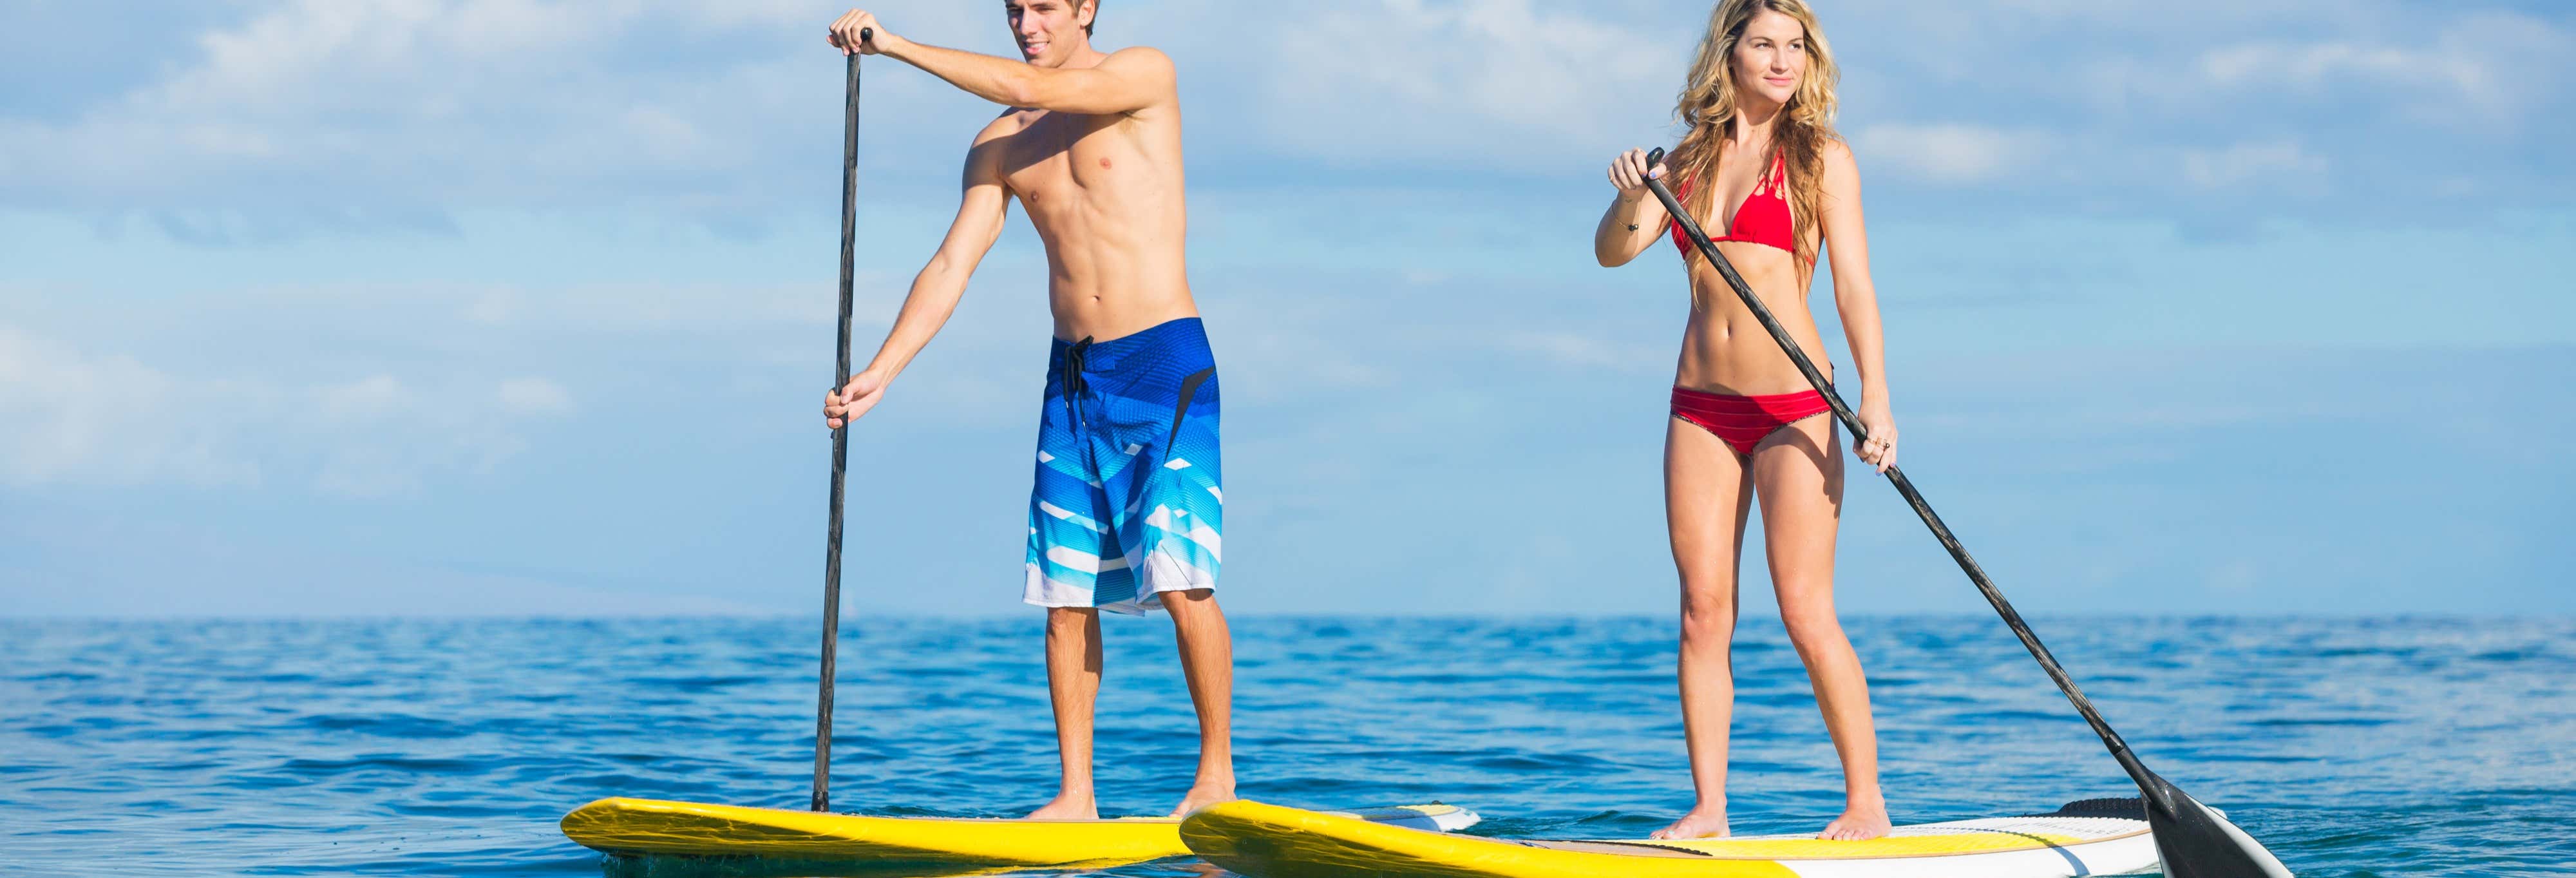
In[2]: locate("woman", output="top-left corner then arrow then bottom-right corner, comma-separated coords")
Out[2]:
1593,0 -> 1896,842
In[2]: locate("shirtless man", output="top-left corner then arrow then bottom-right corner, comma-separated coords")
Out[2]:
819,2 -> 1233,819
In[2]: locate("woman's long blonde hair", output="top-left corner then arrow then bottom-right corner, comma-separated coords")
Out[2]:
1667,0 -> 1840,269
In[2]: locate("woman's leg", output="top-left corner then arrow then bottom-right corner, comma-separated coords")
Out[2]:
1653,416 -> 1756,840
1751,416 -> 1890,841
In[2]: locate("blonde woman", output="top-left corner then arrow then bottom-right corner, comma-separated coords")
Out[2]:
1593,0 -> 1895,841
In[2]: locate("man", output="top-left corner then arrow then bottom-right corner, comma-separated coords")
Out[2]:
820,1 -> 1234,819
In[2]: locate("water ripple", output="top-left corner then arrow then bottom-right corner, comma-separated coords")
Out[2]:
0,616 -> 2568,876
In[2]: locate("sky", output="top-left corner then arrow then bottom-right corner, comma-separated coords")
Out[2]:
3,0 -> 2571,618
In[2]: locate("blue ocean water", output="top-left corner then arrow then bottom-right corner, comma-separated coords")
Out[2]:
3,616 -> 2570,876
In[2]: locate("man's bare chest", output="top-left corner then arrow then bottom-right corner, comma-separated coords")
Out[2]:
998,113 -> 1139,205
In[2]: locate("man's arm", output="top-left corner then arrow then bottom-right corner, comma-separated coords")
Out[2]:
828,12 -> 1170,115
896,43 -> 1171,115
824,122 -> 1013,428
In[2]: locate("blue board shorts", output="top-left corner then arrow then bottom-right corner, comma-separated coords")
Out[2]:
1023,317 -> 1222,615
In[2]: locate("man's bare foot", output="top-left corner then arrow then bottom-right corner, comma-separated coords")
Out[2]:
1649,806 -> 1730,840
1166,779 -> 1236,817
1026,792 -> 1098,820
1818,799 -> 1891,841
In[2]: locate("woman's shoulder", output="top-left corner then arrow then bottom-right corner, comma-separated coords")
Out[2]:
1815,133 -> 1855,165
1813,134 -> 1861,186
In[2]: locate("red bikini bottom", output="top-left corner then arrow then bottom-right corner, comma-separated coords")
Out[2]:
1669,386 -> 1832,456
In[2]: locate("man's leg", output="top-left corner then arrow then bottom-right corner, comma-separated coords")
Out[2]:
1028,606 -> 1103,819
1160,587 -> 1235,816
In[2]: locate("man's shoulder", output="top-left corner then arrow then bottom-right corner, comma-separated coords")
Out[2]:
1101,45 -> 1172,66
1097,46 -> 1175,79
972,110 -> 1029,143
1095,47 -> 1178,117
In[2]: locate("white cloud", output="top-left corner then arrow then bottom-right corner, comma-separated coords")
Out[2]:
317,374 -> 406,423
2197,39 -> 2503,117
2192,12 -> 2571,120
0,323 -> 572,497
1180,0 -> 1680,169
2201,42 -> 2423,89
1,0 -> 1687,220
2,0 -> 2569,236
497,377 -> 573,414
0,0 -> 958,222
1851,123 -> 2042,186
1828,3 -> 2576,213
2181,140 -> 2327,191
0,325 -> 267,488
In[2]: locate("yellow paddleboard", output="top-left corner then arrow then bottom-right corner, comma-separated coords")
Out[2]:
1180,798 -> 2160,878
562,796 -> 1478,870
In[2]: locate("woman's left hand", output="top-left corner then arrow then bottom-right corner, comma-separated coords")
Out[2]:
1852,401 -> 1898,474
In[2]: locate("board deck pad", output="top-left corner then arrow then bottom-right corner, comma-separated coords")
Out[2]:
562,796 -> 1479,870
1180,798 -> 2159,878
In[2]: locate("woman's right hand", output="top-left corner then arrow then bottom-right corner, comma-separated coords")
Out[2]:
1607,147 -> 1665,199
824,368 -> 890,430
1595,147 -> 1673,267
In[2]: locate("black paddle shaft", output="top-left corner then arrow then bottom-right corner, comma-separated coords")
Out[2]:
814,37 -> 867,814
1638,148 -> 2165,805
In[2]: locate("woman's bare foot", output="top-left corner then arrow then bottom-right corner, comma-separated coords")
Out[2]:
1818,799 -> 1891,841
1166,779 -> 1236,817
1026,792 -> 1098,820
1650,805 -> 1730,840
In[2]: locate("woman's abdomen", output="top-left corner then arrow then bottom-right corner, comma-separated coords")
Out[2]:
1672,256 -> 1831,394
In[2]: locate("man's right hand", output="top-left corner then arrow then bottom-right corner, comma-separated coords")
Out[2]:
824,369 -> 890,429
827,10 -> 900,56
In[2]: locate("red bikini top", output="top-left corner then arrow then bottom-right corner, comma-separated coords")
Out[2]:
1669,151 -> 1804,263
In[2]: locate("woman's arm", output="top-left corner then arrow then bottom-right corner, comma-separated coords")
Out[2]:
1815,139 -> 1899,472
1596,148 -> 1673,267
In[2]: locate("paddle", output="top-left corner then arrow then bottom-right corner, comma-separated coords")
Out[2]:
814,32 -> 869,814
1638,148 -> 2290,877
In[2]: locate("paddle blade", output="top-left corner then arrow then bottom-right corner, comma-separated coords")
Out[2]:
2144,772 -> 2293,878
